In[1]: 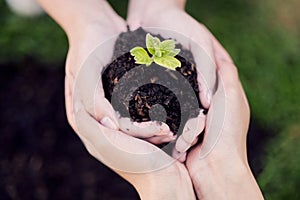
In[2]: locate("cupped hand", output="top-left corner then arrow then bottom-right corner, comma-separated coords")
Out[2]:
65,0 -> 126,132
127,0 -> 219,157
63,1 -> 195,199
65,1 -> 174,145
185,37 -> 264,199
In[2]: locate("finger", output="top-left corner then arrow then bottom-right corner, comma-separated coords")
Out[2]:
210,33 -> 233,64
126,18 -> 141,31
196,70 -> 212,109
74,41 -> 120,129
65,76 -> 76,131
216,59 -> 240,89
118,117 -> 172,138
182,111 -> 206,143
190,26 -> 217,109
175,111 -> 206,152
145,134 -> 177,145
94,85 -> 119,129
191,136 -> 199,146
215,59 -> 250,126
74,102 -> 174,173
172,148 -> 187,163
197,58 -> 242,158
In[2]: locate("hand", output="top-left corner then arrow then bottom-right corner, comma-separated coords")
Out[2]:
64,1 -> 126,132
57,0 -> 173,145
37,0 -> 196,199
127,0 -> 218,157
71,35 -> 195,198
128,0 -> 215,108
185,36 -> 264,199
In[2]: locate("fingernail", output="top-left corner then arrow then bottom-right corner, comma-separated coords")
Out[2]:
101,117 -> 118,130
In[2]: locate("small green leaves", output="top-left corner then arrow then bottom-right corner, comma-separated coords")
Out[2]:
160,40 -> 175,51
130,33 -> 181,70
154,56 -> 181,70
146,33 -> 157,55
130,47 -> 153,66
167,49 -> 180,57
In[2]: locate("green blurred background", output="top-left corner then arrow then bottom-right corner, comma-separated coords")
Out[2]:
0,0 -> 299,199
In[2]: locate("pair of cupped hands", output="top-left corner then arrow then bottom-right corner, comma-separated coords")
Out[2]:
63,0 -> 255,199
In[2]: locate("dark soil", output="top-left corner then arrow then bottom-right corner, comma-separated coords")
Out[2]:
102,28 -> 205,136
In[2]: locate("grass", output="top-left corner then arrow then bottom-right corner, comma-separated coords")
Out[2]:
1,0 -> 299,198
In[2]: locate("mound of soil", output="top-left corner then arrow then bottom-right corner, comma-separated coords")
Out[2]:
102,28 -> 205,135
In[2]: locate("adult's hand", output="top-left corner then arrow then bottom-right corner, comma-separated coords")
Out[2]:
184,37 -> 264,199
127,0 -> 218,157
127,0 -> 216,108
37,0 -> 195,199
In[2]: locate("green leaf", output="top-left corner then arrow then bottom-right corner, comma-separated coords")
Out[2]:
130,47 -> 153,66
153,56 -> 181,70
153,37 -> 161,47
146,33 -> 155,55
160,39 -> 176,51
154,47 -> 162,57
166,48 -> 180,57
146,33 -> 161,56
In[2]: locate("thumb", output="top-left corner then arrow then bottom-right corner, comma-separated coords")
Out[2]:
74,101 -> 174,173
175,111 -> 206,153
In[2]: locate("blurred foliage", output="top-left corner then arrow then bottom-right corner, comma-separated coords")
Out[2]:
258,125 -> 300,199
0,0 -> 67,65
1,0 -> 299,199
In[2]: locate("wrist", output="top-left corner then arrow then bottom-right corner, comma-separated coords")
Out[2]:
123,163 -> 196,200
37,0 -> 108,42
128,0 -> 186,23
63,0 -> 109,42
188,154 -> 263,200
129,0 -> 186,10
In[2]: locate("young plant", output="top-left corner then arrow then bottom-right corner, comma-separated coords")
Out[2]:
130,33 -> 181,70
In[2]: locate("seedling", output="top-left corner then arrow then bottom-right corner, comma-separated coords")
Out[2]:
130,33 -> 181,70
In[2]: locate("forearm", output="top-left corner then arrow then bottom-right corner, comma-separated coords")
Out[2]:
190,157 -> 264,200
36,0 -> 107,38
128,0 -> 186,20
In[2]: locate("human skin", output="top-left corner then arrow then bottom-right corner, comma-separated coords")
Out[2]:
185,38 -> 265,199
36,0 -> 264,198
127,0 -> 217,157
128,0 -> 264,199
36,0 -> 196,199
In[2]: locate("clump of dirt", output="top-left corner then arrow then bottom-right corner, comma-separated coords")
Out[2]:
102,28 -> 205,135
